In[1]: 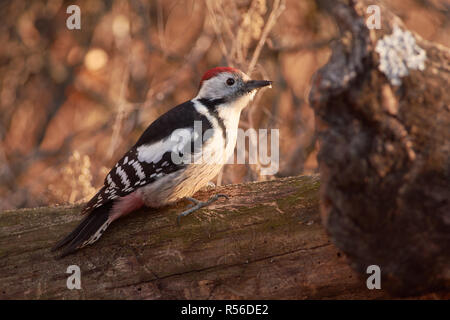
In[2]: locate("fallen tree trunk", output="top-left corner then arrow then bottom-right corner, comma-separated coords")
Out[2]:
0,175 -> 446,299
309,0 -> 450,295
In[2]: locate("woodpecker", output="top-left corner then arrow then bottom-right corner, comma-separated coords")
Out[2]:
53,67 -> 272,257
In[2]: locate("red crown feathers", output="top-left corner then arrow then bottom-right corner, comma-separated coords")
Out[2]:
199,67 -> 239,89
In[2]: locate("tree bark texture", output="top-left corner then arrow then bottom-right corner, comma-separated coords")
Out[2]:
309,0 -> 449,295
1,175 -> 448,299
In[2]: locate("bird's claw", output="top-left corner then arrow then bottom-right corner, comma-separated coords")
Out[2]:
177,194 -> 229,226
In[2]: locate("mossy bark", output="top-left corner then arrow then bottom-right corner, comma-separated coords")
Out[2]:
1,175 -> 447,299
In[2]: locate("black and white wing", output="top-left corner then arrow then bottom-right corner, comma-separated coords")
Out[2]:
81,100 -> 213,215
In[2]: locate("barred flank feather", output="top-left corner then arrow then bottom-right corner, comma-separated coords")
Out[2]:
52,201 -> 114,258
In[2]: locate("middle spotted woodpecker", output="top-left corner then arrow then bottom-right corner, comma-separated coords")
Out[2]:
53,67 -> 272,257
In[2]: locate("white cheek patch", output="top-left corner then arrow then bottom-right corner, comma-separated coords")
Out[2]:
197,72 -> 237,99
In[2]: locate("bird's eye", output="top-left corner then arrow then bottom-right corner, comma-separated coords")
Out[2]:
226,78 -> 235,86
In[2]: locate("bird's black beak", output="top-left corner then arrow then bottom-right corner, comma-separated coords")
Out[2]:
244,80 -> 272,92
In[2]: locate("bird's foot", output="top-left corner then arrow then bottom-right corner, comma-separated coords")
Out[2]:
177,194 -> 229,225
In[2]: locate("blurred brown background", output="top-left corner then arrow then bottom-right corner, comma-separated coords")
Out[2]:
0,0 -> 448,210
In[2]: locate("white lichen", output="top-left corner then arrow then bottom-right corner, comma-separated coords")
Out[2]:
375,25 -> 426,86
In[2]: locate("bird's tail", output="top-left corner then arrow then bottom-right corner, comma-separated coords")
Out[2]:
52,201 -> 114,258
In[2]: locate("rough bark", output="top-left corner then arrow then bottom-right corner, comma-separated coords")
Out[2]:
1,175 -> 447,299
309,0 -> 450,295
0,177 -> 398,299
